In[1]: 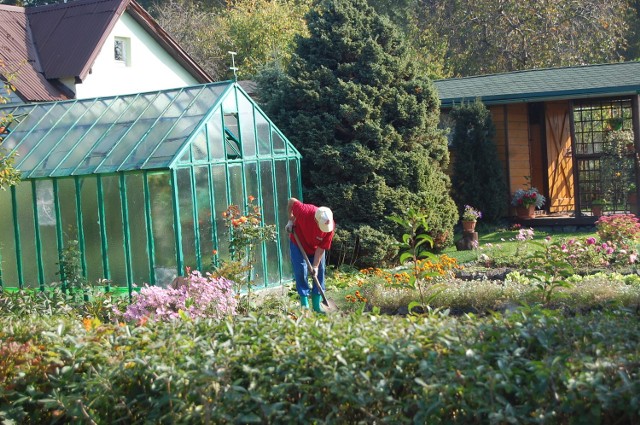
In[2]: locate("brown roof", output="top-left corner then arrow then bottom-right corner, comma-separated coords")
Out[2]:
0,0 -> 211,102
0,4 -> 71,101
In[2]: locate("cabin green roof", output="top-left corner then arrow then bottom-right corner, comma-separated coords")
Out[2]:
434,61 -> 640,108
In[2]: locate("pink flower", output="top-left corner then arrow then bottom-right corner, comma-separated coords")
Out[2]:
586,237 -> 596,245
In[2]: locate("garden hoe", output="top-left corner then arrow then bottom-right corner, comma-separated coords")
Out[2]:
291,228 -> 333,310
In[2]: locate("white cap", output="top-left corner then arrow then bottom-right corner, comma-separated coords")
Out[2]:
315,207 -> 334,233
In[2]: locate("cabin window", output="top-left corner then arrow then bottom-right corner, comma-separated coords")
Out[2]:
572,98 -> 634,214
114,37 -> 130,65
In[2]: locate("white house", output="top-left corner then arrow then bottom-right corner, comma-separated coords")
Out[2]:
0,0 -> 212,104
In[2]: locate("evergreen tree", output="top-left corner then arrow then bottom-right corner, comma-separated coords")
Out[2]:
450,100 -> 507,222
257,0 -> 457,267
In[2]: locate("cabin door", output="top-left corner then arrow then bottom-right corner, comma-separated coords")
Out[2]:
545,101 -> 574,213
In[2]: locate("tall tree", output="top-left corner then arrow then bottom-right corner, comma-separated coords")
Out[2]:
152,0 -> 310,80
257,0 -> 457,266
449,101 -> 507,222
416,0 -> 630,76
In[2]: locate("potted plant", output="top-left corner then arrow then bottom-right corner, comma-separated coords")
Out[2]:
461,205 -> 481,232
511,187 -> 546,219
591,198 -> 608,217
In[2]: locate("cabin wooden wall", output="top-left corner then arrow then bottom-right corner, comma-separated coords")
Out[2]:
490,104 -> 531,199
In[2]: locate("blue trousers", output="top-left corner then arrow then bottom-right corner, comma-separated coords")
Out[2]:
290,240 -> 325,297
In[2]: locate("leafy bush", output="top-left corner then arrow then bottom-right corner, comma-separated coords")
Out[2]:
121,270 -> 237,322
2,309 -> 640,424
596,213 -> 640,246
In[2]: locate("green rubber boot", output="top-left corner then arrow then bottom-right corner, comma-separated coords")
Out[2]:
311,293 -> 326,314
300,295 -> 309,309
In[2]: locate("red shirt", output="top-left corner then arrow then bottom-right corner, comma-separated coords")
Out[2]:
289,200 -> 334,255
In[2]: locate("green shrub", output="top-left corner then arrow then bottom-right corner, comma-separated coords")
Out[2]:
2,309 -> 640,424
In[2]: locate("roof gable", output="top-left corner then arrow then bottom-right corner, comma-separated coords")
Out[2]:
435,61 -> 640,107
26,0 -> 127,81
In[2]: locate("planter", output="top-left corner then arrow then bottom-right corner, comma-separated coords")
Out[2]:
592,205 -> 604,218
462,221 -> 476,232
515,204 -> 535,219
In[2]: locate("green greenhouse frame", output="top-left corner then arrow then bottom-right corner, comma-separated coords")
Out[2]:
0,81 -> 302,294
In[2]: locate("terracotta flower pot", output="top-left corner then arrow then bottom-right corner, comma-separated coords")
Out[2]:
592,205 -> 604,218
462,220 -> 476,232
516,204 -> 535,219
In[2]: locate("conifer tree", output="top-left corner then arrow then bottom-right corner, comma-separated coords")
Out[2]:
450,100 -> 507,222
257,0 -> 457,266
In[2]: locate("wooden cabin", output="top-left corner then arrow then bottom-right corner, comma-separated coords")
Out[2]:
434,62 -> 640,225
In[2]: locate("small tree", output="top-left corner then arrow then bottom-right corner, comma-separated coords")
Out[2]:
0,60 -> 21,190
450,100 -> 507,222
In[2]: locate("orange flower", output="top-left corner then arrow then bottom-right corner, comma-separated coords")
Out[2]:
248,195 -> 255,202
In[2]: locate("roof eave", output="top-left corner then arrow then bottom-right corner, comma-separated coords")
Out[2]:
439,86 -> 640,108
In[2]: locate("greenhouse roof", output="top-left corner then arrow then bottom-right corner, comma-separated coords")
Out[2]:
0,81 -> 293,179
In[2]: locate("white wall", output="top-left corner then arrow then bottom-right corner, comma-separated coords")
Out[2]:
73,12 -> 198,99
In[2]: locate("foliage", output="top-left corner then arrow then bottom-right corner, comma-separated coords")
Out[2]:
450,100 -> 507,221
120,270 -> 237,322
461,205 -> 481,222
387,208 -> 451,312
257,0 -> 457,264
57,240 -> 86,293
511,186 -> 546,208
416,0 -> 630,76
0,59 -> 21,190
2,308 -> 640,423
599,129 -> 635,209
211,196 -> 276,307
152,0 -> 311,80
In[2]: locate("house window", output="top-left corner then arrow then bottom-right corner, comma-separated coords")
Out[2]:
114,37 -> 130,65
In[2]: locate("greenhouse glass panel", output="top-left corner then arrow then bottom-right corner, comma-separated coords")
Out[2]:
57,178 -> 78,245
125,86 -> 206,170
126,173 -> 151,285
208,109 -> 224,160
17,102 -> 93,173
222,88 -> 238,113
194,166 -> 213,268
191,129 -> 208,163
78,177 -> 103,284
177,168 -> 197,271
256,112 -> 271,156
14,182 -> 38,287
95,92 -> 171,173
275,160 -> 292,278
148,172 -> 177,285
12,104 -> 69,163
211,164 -> 230,258
228,163 -> 244,208
144,115 -> 204,168
289,158 -> 301,199
244,162 -> 263,285
73,94 -> 152,174
272,129 -> 286,154
260,160 -> 281,285
0,189 -> 17,287
30,99 -> 113,178
101,175 -> 126,286
53,97 -> 131,176
36,180 -> 60,285
0,104 -> 48,151
238,93 -> 256,158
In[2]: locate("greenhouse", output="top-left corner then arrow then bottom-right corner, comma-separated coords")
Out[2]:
0,81 -> 302,293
